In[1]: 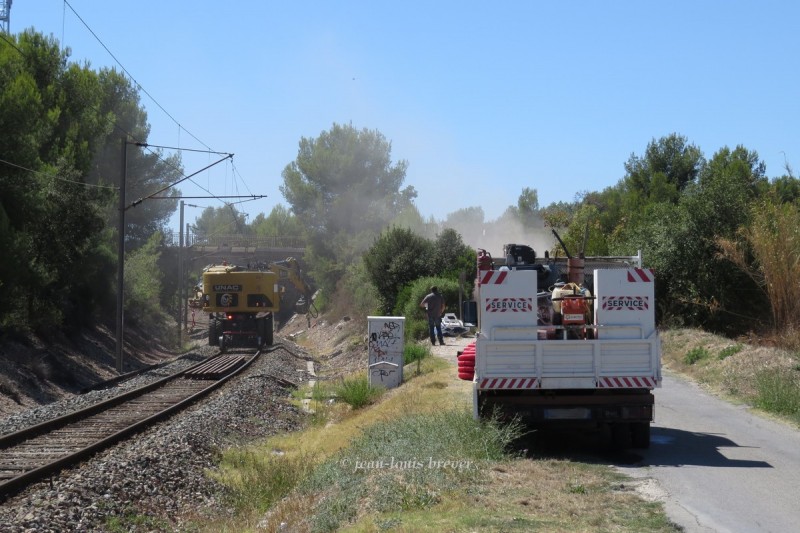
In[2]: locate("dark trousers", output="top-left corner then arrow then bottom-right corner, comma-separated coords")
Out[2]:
428,316 -> 444,344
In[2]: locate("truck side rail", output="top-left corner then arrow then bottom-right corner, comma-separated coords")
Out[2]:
476,327 -> 661,389
486,324 -> 655,341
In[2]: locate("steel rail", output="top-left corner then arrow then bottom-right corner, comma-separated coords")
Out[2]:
0,349 -> 263,502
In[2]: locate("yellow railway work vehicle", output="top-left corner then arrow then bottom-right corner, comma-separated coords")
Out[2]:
201,259 -> 314,352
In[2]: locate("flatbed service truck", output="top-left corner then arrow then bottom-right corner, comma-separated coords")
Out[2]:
462,244 -> 661,448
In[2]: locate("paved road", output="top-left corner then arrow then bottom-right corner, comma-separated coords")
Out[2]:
618,371 -> 800,533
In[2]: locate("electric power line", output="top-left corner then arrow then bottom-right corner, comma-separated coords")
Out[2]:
58,0 -> 259,213
63,0 -> 214,153
0,30 -> 244,211
0,156 -> 117,190
0,31 -> 24,55
2,4 -> 259,213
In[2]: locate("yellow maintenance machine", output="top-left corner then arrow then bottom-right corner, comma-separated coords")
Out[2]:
201,258 -> 315,351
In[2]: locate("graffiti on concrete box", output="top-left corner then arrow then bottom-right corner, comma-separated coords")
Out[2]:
368,320 -> 403,360
367,317 -> 405,389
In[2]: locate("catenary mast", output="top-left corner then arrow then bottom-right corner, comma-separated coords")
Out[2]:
0,0 -> 11,34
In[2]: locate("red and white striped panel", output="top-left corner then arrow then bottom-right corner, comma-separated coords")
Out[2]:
484,297 -> 534,312
601,295 -> 649,311
479,377 -> 539,390
479,270 -> 508,285
598,376 -> 658,389
627,268 -> 654,282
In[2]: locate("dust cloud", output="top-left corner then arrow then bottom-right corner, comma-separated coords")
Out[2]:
442,213 -> 556,260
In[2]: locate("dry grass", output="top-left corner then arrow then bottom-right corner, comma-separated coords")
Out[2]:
204,355 -> 677,532
331,448 -> 673,533
718,197 -> 800,332
264,357 -> 466,460
661,328 -> 800,422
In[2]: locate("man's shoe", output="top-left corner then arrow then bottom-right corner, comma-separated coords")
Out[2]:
438,339 -> 445,345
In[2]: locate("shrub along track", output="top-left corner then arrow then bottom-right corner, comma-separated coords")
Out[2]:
0,352 -> 258,502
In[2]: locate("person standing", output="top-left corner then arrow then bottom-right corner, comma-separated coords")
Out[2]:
420,286 -> 445,345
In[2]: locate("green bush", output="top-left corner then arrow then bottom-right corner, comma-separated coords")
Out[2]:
124,233 -> 171,332
406,319 -> 431,343
220,449 -> 316,513
404,343 -> 430,365
342,260 -> 381,317
335,375 -> 385,409
718,344 -> 743,360
363,227 -> 435,314
683,347 -> 710,365
755,369 -> 800,421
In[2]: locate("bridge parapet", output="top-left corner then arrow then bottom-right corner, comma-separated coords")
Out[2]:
163,231 -> 305,250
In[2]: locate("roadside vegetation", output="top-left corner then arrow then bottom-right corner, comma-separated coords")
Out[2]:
5,27 -> 800,358
203,356 -> 677,532
662,328 -> 800,426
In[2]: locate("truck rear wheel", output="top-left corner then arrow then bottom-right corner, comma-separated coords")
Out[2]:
264,314 -> 274,346
611,423 -> 632,449
631,422 -> 651,449
209,318 -> 219,346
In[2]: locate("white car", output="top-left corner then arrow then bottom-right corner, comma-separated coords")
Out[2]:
441,313 -> 467,336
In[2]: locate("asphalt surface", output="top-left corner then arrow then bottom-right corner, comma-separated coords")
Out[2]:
617,370 -> 800,533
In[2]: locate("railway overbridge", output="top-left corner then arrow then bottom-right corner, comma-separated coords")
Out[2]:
163,231 -> 306,267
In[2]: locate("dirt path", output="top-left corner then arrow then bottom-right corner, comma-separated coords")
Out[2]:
427,334 -> 476,365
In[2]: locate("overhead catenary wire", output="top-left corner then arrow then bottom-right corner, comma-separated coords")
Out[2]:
231,161 -> 257,197
62,1 -> 267,212
0,32 -> 24,56
0,156 -> 117,190
127,153 -> 235,210
58,1 -> 257,209
64,2 -> 238,203
62,0 -> 213,153
0,27 -> 248,210
152,196 -> 263,201
137,143 -> 230,156
0,33 -> 155,187
2,3 -> 260,214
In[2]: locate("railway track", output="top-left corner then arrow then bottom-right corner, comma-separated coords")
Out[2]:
0,351 -> 259,502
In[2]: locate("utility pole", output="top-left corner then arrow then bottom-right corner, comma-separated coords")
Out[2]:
116,137 -> 127,373
0,0 -> 11,34
184,221 -> 191,330
113,139 -> 252,373
177,201 -> 185,342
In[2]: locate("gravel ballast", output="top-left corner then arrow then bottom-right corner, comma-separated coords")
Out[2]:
0,341 -> 314,532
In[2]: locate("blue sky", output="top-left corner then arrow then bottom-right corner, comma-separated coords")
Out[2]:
12,1 -> 800,231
